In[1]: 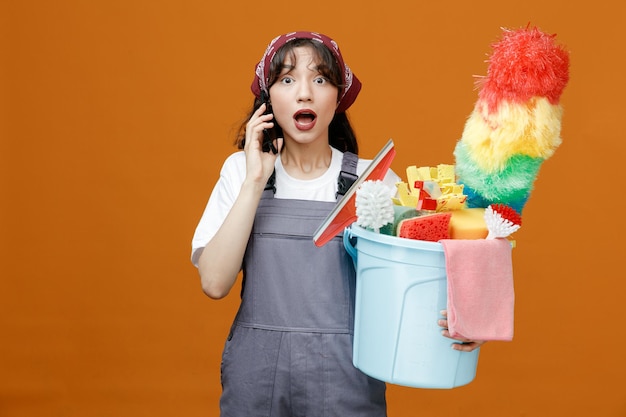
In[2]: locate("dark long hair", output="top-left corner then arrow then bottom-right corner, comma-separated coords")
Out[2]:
235,39 -> 359,154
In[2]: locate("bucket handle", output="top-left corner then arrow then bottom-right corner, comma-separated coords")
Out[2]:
343,227 -> 358,266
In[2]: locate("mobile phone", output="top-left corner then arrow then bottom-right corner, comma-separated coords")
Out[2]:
261,91 -> 281,154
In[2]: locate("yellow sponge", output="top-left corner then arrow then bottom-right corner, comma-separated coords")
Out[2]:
449,208 -> 488,239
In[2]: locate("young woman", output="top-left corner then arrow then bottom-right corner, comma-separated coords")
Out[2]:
191,31 -> 482,416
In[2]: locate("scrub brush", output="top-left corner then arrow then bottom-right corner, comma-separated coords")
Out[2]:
355,180 -> 394,233
484,204 -> 522,239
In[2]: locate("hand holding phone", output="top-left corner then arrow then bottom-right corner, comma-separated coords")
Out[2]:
260,91 -> 281,154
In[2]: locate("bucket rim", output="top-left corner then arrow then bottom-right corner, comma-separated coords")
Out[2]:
347,225 -> 444,252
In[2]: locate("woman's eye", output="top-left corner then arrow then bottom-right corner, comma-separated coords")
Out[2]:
280,77 -> 294,85
314,77 -> 327,85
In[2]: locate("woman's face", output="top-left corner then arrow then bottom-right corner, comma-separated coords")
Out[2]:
268,45 -> 339,146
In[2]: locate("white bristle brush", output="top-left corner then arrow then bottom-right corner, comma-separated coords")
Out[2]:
484,204 -> 522,239
355,180 -> 394,233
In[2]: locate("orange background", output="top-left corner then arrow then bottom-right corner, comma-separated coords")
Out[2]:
2,0 -> 625,416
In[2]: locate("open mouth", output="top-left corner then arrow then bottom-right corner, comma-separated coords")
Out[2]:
294,109 -> 317,130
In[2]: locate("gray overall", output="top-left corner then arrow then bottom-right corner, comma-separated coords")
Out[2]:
219,152 -> 387,417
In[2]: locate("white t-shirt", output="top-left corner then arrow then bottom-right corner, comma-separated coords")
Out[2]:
191,146 -> 400,266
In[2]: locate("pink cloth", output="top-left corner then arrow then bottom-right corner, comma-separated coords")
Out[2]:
439,238 -> 515,341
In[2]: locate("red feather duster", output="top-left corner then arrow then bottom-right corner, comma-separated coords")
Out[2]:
477,25 -> 570,113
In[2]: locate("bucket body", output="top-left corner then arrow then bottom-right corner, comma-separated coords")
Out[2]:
344,225 -> 479,389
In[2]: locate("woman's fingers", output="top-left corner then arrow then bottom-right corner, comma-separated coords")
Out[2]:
438,309 -> 485,352
245,103 -> 275,151
242,103 -> 282,186
451,340 -> 484,352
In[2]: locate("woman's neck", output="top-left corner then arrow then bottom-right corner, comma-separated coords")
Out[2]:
280,142 -> 332,180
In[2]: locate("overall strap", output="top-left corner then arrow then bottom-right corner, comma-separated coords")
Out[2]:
336,151 -> 358,198
263,170 -> 276,195
262,151 -> 359,199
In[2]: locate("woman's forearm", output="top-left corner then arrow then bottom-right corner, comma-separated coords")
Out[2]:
197,179 -> 266,299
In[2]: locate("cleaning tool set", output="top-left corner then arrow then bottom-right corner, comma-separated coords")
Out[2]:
318,26 -> 569,390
